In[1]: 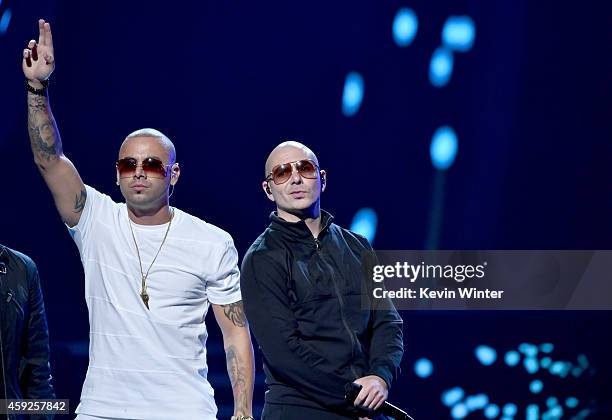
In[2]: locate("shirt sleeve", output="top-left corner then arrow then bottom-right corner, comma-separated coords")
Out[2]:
206,239 -> 242,305
65,185 -> 115,254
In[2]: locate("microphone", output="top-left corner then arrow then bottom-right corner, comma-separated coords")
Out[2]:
345,382 -> 414,420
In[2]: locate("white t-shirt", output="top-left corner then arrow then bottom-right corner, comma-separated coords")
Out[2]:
67,185 -> 241,419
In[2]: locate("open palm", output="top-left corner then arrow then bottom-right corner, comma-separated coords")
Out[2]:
23,19 -> 55,82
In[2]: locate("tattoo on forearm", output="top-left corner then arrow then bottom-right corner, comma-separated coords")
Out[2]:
27,93 -> 61,163
73,189 -> 87,213
222,301 -> 247,328
226,345 -> 249,416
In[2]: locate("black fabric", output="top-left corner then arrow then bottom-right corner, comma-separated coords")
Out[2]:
241,211 -> 403,417
0,244 -> 55,420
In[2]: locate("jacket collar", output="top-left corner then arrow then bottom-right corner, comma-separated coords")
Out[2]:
269,209 -> 334,240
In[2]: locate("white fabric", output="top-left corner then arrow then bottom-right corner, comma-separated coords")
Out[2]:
67,185 -> 241,420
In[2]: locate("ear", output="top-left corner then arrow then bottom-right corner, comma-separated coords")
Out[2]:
262,180 -> 275,202
320,169 -> 327,192
170,163 -> 180,186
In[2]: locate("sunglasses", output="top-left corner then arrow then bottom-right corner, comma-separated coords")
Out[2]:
116,157 -> 171,179
265,159 -> 319,185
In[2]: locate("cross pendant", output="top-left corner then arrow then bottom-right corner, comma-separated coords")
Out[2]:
141,291 -> 150,310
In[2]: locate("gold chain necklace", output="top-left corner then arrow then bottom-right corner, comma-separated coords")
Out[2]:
127,208 -> 174,310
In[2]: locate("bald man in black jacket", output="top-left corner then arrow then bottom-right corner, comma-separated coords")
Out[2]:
241,142 -> 403,419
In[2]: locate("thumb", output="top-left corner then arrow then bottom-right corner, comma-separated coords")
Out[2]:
43,52 -> 55,65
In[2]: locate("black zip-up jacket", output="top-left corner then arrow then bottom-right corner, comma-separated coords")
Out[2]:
241,211 -> 403,416
0,245 -> 55,420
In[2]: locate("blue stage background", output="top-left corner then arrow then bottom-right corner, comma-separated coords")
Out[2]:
1,1 -> 611,418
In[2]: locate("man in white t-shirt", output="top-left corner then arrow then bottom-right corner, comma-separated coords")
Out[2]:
22,19 -> 255,420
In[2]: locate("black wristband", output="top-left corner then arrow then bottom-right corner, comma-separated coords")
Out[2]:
25,79 -> 49,96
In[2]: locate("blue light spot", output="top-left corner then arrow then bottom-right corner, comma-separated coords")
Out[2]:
503,403 -> 517,417
524,357 -> 539,374
526,404 -> 539,420
350,208 -> 378,244
505,350 -> 520,366
429,46 -> 454,87
529,379 -> 543,394
578,354 -> 589,368
0,9 -> 12,35
475,345 -> 497,366
414,358 -> 433,378
393,8 -> 418,47
430,125 -> 458,170
465,394 -> 488,411
442,15 -> 476,52
566,397 -> 579,408
342,72 -> 364,117
540,357 -> 552,368
484,404 -> 499,419
545,405 -> 563,418
571,367 -> 583,377
441,387 -> 464,407
546,397 -> 558,408
550,361 -> 571,377
540,343 -> 554,353
550,361 -> 564,375
451,403 -> 468,419
519,343 -> 538,357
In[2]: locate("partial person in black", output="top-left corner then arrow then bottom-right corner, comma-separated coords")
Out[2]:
0,244 -> 55,420
241,142 -> 404,419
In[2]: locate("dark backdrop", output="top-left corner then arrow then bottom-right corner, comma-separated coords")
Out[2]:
1,1 -> 611,418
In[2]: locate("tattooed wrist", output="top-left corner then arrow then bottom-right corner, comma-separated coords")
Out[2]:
226,345 -> 250,415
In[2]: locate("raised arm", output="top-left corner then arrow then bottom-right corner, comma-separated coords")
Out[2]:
212,301 -> 255,419
23,19 -> 86,227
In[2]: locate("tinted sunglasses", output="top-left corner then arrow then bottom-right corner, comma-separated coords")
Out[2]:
116,157 -> 171,179
265,159 -> 319,185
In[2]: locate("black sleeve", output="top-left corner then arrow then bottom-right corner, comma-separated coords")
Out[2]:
241,250 -> 355,412
355,234 -> 404,389
365,294 -> 404,389
19,261 -> 56,404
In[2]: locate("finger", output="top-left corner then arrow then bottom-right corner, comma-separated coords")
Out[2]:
354,387 -> 369,406
372,396 -> 385,410
44,22 -> 53,49
38,19 -> 46,46
363,390 -> 378,409
23,49 -> 32,67
27,40 -> 38,60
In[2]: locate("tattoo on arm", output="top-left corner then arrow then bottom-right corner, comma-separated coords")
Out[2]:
226,345 -> 249,416
27,93 -> 61,165
73,188 -> 87,213
222,301 -> 247,328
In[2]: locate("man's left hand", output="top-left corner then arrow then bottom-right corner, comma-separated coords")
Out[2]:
353,374 -> 388,415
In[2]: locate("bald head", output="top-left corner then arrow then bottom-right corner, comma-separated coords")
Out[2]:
120,128 -> 176,164
265,141 -> 319,177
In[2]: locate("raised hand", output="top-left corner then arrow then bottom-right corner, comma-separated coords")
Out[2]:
23,19 -> 55,84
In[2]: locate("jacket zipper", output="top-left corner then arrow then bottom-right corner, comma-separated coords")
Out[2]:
6,292 -> 24,318
316,237 -> 360,379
